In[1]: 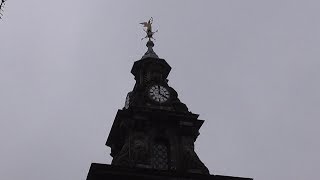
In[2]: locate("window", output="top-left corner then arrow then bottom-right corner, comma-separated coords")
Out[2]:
151,139 -> 169,170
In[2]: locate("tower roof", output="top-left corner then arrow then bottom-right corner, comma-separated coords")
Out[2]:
142,40 -> 159,59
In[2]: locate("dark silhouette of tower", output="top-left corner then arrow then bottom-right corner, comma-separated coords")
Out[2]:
86,32 -> 252,180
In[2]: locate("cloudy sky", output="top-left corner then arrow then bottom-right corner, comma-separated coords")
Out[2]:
1,1 -> 320,180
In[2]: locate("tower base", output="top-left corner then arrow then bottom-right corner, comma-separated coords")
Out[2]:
86,163 -> 252,180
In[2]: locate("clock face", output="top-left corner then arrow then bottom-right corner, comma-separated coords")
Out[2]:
148,85 -> 170,103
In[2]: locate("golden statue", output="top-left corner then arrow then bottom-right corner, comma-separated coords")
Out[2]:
140,17 -> 158,41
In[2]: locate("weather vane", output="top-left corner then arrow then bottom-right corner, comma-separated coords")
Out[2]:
140,17 -> 158,41
0,0 -> 6,19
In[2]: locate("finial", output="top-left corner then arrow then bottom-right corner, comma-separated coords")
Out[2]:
0,0 -> 6,19
140,17 -> 158,41
140,17 -> 159,59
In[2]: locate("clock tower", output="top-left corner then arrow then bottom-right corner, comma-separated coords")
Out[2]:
86,20 -> 252,180
107,39 -> 209,174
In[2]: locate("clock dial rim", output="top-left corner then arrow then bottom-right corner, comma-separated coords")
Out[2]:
148,84 -> 170,103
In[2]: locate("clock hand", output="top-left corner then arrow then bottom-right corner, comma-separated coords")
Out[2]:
159,94 -> 167,99
159,89 -> 168,97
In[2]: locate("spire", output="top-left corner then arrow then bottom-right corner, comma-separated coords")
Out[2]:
140,17 -> 159,59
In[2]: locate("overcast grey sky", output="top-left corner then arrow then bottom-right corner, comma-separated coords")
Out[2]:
1,1 -> 320,180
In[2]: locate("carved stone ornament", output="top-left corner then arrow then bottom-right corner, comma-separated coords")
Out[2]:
181,137 -> 209,174
112,140 -> 130,166
131,134 -> 150,166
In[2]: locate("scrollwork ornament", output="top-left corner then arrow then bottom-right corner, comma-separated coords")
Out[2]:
0,0 -> 7,19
